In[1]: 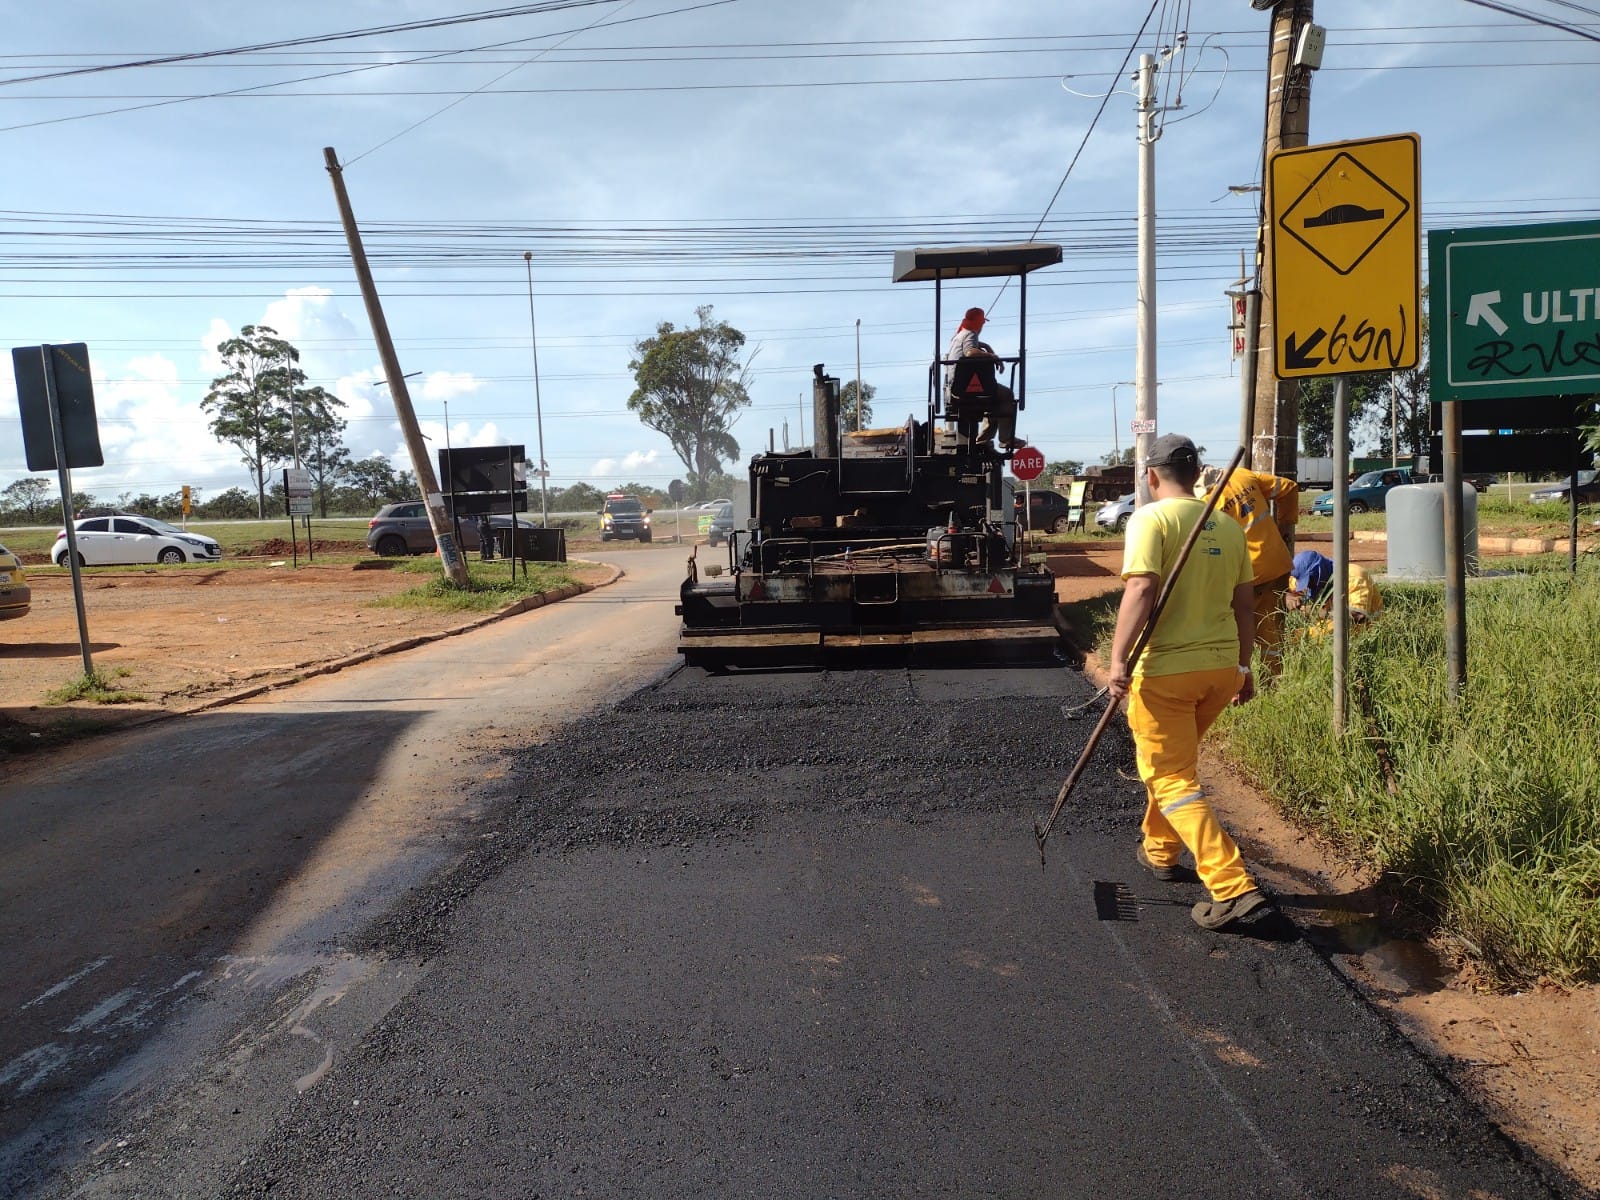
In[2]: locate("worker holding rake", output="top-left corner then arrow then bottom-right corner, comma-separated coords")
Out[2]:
1109,434 -> 1272,931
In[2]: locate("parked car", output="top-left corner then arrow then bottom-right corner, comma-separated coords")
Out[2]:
1015,488 -> 1081,534
366,502 -> 534,556
0,540 -> 30,619
692,497 -> 731,512
1530,470 -> 1600,504
1095,492 -> 1136,533
1309,468 -> 1417,515
52,515 -> 222,566
1422,473 -> 1499,493
706,501 -> 736,547
599,493 -> 652,542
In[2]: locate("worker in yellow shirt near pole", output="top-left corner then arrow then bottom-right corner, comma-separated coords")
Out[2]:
1286,550 -> 1384,638
1196,463 -> 1298,677
1111,435 -> 1271,932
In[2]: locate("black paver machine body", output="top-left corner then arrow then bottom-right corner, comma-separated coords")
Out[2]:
677,243 -> 1065,668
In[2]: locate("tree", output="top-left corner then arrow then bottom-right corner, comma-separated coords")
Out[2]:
295,386 -> 351,517
614,480 -> 666,509
627,306 -> 753,479
1298,373 -> 1387,456
552,482 -> 605,512
202,325 -> 345,519
840,380 -> 876,431
1045,459 -> 1083,479
1,476 -> 52,521
201,487 -> 257,519
1100,447 -> 1136,467
341,455 -> 414,510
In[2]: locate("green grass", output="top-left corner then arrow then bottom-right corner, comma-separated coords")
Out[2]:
44,668 -> 148,705
1215,561 -> 1600,985
372,560 -> 583,612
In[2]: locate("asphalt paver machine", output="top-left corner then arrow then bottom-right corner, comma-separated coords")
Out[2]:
677,242 -> 1065,668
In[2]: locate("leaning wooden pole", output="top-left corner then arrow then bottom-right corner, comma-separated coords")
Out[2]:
323,146 -> 468,585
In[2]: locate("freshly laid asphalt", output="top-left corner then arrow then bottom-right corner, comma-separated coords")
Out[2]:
135,663 -> 1562,1199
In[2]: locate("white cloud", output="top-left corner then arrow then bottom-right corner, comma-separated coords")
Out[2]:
420,371 -> 484,401
591,449 -> 661,478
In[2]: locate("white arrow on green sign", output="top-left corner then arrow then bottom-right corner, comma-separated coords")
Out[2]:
1430,218 -> 1600,401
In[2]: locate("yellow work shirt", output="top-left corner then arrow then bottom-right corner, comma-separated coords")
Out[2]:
1290,564 -> 1384,638
1213,469 -> 1298,586
1121,497 -> 1252,678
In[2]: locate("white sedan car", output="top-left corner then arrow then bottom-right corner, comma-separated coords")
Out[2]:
53,515 -> 223,566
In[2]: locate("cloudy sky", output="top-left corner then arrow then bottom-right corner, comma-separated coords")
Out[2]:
0,0 -> 1595,505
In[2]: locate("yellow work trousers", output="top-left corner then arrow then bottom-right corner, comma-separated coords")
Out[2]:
1254,573 -> 1289,676
1128,666 -> 1255,902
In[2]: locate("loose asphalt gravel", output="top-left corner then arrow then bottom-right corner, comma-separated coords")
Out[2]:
41,662 -> 1572,1199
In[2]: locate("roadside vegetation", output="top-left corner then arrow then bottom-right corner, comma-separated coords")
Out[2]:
44,667 -> 146,706
1065,557 -> 1600,986
373,557 -> 585,613
1217,560 -> 1600,986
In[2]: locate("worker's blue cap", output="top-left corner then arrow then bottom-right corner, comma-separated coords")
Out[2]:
1291,550 -> 1334,597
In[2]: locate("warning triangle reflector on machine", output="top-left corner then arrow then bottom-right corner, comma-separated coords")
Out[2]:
748,580 -> 766,600
987,576 -> 1005,594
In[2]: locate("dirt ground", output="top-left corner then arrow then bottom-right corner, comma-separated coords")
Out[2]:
0,543 -> 616,743
5,533 -> 1595,1192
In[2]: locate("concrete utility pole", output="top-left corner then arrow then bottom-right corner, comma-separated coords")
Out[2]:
1250,0 -> 1315,480
324,146 -> 468,585
1133,53 -> 1158,506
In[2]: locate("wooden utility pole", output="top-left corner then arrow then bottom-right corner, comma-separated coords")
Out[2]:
1250,0 -> 1315,481
323,147 -> 469,586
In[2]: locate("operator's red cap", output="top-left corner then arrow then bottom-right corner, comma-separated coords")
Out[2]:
964,307 -> 986,323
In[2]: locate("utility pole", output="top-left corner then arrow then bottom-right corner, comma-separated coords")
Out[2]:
324,147 -> 468,585
1133,53 -> 1158,506
1249,0 -> 1315,481
523,252 -> 551,526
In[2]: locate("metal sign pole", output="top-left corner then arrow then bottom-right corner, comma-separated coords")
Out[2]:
288,471 -> 299,570
1331,375 -> 1350,734
41,346 -> 94,677
1442,400 -> 1467,699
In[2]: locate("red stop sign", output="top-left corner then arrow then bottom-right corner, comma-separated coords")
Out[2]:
1010,446 -> 1045,481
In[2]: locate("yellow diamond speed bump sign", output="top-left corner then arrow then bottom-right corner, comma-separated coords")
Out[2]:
1269,133 -> 1420,379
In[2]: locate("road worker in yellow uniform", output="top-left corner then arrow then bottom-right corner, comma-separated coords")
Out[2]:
1196,463 -> 1299,677
1285,550 -> 1383,638
1110,434 -> 1271,931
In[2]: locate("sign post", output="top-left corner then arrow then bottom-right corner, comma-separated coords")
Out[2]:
1269,133 -> 1421,723
12,343 -> 103,677
1011,447 -> 1045,541
285,467 -> 313,568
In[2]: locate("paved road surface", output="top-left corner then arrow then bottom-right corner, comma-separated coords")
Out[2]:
0,547 -> 687,1194
1,547 -> 1569,1198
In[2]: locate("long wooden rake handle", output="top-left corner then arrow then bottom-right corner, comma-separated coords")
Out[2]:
1033,445 -> 1247,866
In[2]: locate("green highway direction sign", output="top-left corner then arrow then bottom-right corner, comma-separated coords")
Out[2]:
1431,218 -> 1600,401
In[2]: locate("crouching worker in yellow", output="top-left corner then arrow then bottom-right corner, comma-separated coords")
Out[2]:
1109,435 -> 1272,932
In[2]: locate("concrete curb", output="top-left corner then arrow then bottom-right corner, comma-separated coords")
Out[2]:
173,563 -> 626,717
1352,529 -> 1595,555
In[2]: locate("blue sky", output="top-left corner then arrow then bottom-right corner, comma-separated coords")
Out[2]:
0,0 -> 1596,504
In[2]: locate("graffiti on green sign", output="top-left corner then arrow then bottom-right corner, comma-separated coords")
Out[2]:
1462,287 -> 1600,379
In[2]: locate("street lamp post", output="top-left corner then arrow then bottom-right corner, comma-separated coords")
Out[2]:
523,251 -> 551,526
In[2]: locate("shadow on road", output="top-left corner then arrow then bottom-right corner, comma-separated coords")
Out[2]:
0,706 -> 423,1183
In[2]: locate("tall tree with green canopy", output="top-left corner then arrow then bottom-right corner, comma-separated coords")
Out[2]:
840,379 -> 875,431
293,384 -> 350,516
203,325 -> 348,519
627,306 -> 753,479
